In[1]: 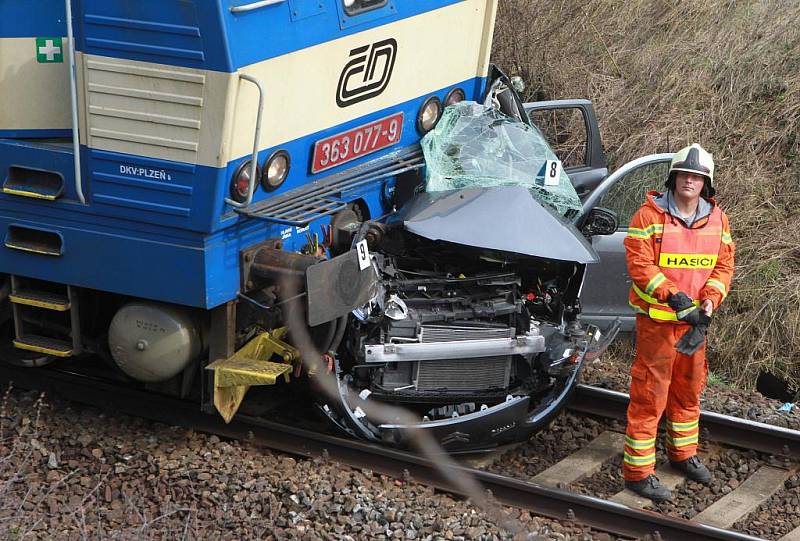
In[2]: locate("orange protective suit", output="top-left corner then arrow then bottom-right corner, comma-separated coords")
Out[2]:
622,191 -> 734,481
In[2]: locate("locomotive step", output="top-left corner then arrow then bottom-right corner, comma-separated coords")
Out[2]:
2,167 -> 64,201
9,289 -> 70,311
13,335 -> 73,357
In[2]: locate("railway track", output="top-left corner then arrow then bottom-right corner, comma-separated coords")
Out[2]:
1,361 -> 797,540
571,384 -> 800,458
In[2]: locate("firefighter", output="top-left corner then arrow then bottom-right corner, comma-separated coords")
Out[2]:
622,143 -> 735,501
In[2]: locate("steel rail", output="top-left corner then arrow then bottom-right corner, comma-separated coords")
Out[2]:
571,384 -> 800,457
0,363 -> 762,541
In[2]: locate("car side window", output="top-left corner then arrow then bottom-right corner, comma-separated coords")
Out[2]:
527,108 -> 588,169
597,162 -> 670,227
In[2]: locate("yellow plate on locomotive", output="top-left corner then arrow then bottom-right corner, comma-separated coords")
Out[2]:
206,328 -> 299,423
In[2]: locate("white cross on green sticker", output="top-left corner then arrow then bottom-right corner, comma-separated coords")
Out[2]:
36,37 -> 64,63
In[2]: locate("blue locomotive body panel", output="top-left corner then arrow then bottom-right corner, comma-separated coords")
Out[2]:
74,0 -> 466,71
0,0 -> 495,308
0,1 -> 66,38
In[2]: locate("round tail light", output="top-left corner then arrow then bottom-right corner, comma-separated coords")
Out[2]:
229,160 -> 260,204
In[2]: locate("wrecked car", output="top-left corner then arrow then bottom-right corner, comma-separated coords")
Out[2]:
316,96 -> 626,451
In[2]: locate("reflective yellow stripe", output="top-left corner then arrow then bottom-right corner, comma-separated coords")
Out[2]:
623,452 -> 656,465
627,228 -> 650,239
677,306 -> 698,319
644,272 -> 666,295
649,306 -> 679,321
632,285 -> 700,321
632,283 -> 660,305
625,436 -> 656,449
706,278 -> 727,298
722,231 -> 733,244
632,284 -> 679,321
666,434 -> 699,447
658,253 -> 718,269
667,419 -> 699,431
628,300 -> 647,315
627,224 -> 664,239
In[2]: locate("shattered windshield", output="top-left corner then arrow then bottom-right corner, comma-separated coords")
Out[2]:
421,101 -> 582,218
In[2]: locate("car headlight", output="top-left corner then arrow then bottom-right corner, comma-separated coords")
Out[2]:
444,88 -> 465,107
229,160 -> 260,204
416,96 -> 442,134
261,149 -> 290,191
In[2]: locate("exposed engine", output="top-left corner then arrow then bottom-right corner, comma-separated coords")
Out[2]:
343,225 -> 584,418
308,205 -> 614,451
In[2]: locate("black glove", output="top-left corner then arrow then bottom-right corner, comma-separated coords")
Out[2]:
667,292 -> 701,326
676,313 -> 712,355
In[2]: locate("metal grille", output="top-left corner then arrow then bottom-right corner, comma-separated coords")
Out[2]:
420,325 -> 514,343
85,59 -> 204,164
238,146 -> 423,225
415,356 -> 511,392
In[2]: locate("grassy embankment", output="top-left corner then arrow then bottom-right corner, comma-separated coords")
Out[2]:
493,0 -> 800,389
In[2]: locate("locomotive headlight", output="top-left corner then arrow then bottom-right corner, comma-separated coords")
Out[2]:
417,96 -> 442,134
229,160 -> 260,204
261,149 -> 290,191
444,88 -> 465,107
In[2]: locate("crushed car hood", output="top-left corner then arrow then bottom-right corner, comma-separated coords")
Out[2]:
395,186 -> 599,263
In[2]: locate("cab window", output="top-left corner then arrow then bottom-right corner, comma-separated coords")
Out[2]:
527,107 -> 588,169
343,0 -> 387,15
597,162 -> 670,226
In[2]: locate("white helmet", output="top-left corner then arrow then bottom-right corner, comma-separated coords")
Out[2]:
667,143 -> 715,197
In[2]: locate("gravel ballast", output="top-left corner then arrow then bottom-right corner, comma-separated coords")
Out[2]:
3,339 -> 797,539
0,385 -> 616,540
484,414 -> 617,482
735,473 -> 800,539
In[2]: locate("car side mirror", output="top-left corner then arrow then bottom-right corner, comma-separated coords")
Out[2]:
581,207 -> 618,237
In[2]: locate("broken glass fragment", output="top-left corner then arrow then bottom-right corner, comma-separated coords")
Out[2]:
421,101 -> 582,217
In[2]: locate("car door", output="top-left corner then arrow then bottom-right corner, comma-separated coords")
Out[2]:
523,99 -> 674,333
524,99 -> 608,200
578,154 -> 674,333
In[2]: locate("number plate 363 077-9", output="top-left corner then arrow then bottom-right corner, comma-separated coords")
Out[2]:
311,112 -> 404,174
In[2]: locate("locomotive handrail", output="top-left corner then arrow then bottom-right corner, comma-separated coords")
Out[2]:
224,73 -> 265,209
230,0 -> 286,13
65,0 -> 86,204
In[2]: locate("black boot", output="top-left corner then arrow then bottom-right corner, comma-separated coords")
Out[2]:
670,455 -> 712,483
624,474 -> 672,501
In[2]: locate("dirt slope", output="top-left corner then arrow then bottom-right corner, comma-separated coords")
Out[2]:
493,0 -> 800,388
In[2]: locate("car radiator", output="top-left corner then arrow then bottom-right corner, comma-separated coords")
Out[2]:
415,356 -> 512,392
416,325 -> 514,391
419,324 -> 514,342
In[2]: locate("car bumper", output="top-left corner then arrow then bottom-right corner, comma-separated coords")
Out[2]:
377,321 -> 620,452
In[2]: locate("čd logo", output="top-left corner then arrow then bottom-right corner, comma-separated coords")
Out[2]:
336,38 -> 397,108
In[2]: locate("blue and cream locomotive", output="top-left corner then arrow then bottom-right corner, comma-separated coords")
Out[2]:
0,0 -> 613,450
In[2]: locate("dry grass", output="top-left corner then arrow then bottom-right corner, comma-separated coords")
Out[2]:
493,0 -> 800,388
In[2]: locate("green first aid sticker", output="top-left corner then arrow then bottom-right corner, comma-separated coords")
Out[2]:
36,37 -> 64,63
